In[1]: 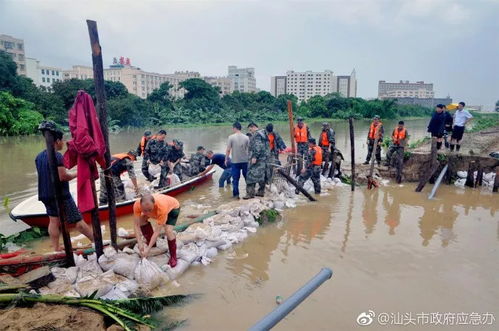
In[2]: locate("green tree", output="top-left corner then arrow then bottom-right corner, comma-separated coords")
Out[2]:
0,51 -> 18,92
147,82 -> 173,108
0,92 -> 43,135
180,78 -> 220,101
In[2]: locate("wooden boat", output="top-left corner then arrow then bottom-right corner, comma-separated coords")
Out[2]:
9,170 -> 215,228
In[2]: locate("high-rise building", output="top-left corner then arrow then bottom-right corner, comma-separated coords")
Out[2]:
0,34 -> 26,75
378,80 -> 434,99
25,57 -> 63,88
228,66 -> 256,93
337,69 -> 357,98
285,70 -> 337,102
270,76 -> 287,97
204,76 -> 233,96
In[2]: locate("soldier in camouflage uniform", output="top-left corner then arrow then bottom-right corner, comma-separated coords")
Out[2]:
99,150 -> 139,205
265,123 -> 286,166
144,130 -> 170,188
189,146 -> 208,176
318,122 -> 336,175
293,117 -> 311,175
137,130 -> 154,181
167,139 -> 186,181
297,138 -> 322,194
244,122 -> 271,199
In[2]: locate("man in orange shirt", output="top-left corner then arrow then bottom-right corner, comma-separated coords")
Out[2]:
133,193 -> 180,267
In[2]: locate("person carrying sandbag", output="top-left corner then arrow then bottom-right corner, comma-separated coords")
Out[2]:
133,193 -> 180,267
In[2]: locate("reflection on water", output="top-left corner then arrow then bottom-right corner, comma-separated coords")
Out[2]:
1,120 -> 498,329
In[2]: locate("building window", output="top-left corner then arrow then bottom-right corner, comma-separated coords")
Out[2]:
52,70 -> 55,75
56,71 -> 59,76
17,43 -> 23,50
42,77 -> 45,82
20,64 -> 25,71
18,54 -> 24,61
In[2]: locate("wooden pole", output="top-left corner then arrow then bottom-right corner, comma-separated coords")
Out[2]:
475,162 -> 483,187
277,169 -> 316,202
287,100 -> 296,154
465,161 -> 476,188
41,129 -> 75,267
415,138 -> 439,192
395,147 -> 404,184
349,118 -> 355,191
87,20 -> 118,250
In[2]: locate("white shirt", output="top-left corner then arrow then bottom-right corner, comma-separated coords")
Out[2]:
453,110 -> 473,127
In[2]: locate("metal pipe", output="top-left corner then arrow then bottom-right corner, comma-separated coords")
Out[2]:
428,164 -> 448,199
249,268 -> 333,331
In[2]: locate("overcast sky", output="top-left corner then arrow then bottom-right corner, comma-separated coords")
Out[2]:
1,0 -> 497,109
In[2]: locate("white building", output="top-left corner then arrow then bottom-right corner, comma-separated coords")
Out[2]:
0,34 -> 26,75
378,80 -> 434,99
270,76 -> 287,97
63,65 -> 94,80
204,76 -> 233,96
25,57 -> 63,88
285,70 -> 337,102
336,69 -> 357,98
228,66 -> 256,93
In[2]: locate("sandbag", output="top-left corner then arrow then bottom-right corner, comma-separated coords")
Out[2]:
77,258 -> 103,280
74,271 -> 115,298
51,266 -> 79,284
162,259 -> 190,280
134,258 -> 168,290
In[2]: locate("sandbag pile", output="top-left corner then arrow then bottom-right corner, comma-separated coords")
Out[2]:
454,171 -> 496,189
38,178 -> 345,299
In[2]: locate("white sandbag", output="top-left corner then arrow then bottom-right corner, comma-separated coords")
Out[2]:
133,244 -> 168,257
218,240 -> 232,251
177,243 -> 200,263
168,174 -> 181,186
149,164 -> 161,176
149,253 -> 170,267
134,258 -> 169,290
457,171 -> 467,178
205,240 -> 226,249
113,254 -> 140,279
117,227 -> 130,237
77,257 -> 103,280
51,266 -> 79,284
162,259 -> 191,280
205,247 -> 218,258
100,287 -> 129,300
73,254 -> 86,266
74,273 -> 114,298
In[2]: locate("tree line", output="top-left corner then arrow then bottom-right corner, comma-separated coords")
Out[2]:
1,50 -> 434,136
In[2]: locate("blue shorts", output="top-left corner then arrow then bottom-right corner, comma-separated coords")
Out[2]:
41,198 -> 82,224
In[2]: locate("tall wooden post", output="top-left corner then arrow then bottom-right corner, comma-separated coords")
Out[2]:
40,127 -> 75,267
349,118 -> 355,191
415,138 -> 439,192
87,20 -> 118,250
287,100 -> 296,154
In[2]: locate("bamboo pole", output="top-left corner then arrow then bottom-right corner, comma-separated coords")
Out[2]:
349,118 -> 355,191
87,20 -> 118,250
40,127 -> 74,267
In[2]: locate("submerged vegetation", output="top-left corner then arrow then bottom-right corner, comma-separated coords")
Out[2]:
1,51 -> 435,136
0,227 -> 48,251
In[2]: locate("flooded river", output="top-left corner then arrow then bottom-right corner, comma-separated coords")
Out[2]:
1,119 -> 498,330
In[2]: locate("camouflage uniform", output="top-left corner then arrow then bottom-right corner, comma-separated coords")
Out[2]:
189,152 -> 208,176
167,143 -> 185,181
318,128 -> 335,174
295,124 -> 311,175
246,130 -> 271,197
145,138 -> 170,187
99,157 -> 136,205
137,136 -> 154,181
267,131 -> 286,165
297,146 -> 321,194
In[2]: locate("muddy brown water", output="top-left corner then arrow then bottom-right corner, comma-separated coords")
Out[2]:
1,119 -> 498,330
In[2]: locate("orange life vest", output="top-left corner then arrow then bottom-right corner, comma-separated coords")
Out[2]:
110,153 -> 132,174
392,128 -> 407,145
268,133 -> 275,150
311,145 -> 323,165
294,124 -> 308,143
320,131 -> 329,147
368,121 -> 383,139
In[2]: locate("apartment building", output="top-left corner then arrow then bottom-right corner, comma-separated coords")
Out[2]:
270,76 -> 287,97
228,66 -> 257,93
337,69 -> 357,98
378,80 -> 434,99
25,57 -> 63,88
285,70 -> 336,102
204,76 -> 233,96
0,34 -> 26,75
63,65 -> 94,80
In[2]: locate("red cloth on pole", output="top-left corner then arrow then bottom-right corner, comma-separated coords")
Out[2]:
64,90 -> 106,212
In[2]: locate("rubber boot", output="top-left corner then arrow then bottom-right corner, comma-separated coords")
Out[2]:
450,144 -> 455,152
436,142 -> 442,150
167,238 -> 177,268
140,223 -> 154,245
243,184 -> 256,199
456,144 -> 461,152
255,183 -> 265,197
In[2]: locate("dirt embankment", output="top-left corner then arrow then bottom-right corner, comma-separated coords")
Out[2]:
0,303 -> 106,331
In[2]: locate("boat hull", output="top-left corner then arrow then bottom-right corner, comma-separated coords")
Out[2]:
9,171 -> 214,228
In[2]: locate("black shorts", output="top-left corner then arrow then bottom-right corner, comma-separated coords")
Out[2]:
166,207 -> 180,226
41,198 -> 82,224
431,132 -> 444,138
451,126 -> 465,141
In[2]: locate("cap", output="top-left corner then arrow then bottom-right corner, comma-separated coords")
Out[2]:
38,120 -> 58,132
144,130 -> 152,137
173,139 -> 183,147
308,138 -> 316,144
297,117 -> 304,122
373,115 -> 380,119
158,129 -> 167,135
128,150 -> 138,159
322,122 -> 328,126
197,146 -> 205,151
247,122 -> 258,128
